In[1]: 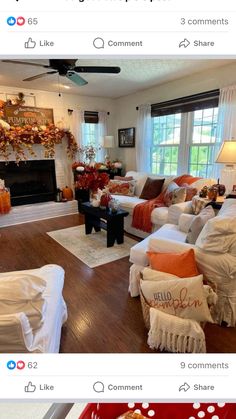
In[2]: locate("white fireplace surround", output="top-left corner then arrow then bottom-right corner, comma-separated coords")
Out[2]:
0,142 -> 78,227
0,140 -> 73,190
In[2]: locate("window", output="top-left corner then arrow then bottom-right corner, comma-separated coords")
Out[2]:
152,113 -> 181,176
151,90 -> 219,177
189,107 -> 218,177
83,122 -> 98,147
83,111 -> 99,147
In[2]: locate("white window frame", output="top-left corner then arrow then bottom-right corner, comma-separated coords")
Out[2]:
82,122 -> 98,147
151,114 -> 182,176
151,106 -> 218,177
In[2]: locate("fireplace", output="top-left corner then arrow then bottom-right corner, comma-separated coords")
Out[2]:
0,160 -> 57,206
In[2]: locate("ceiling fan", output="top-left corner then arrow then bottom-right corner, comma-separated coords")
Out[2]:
2,59 -> 121,86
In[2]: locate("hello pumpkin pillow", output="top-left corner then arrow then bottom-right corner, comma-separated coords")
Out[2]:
140,275 -> 213,323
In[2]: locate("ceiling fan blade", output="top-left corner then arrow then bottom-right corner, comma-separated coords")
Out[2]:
66,71 -> 88,86
23,71 -> 58,81
2,60 -> 50,68
73,66 -> 121,74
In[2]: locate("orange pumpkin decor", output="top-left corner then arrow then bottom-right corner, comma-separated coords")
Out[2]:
62,186 -> 73,201
0,181 -> 11,214
207,186 -> 218,201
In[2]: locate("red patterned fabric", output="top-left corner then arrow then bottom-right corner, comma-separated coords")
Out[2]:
79,403 -> 236,419
132,175 -> 201,233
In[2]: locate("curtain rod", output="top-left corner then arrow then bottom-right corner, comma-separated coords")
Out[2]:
68,109 -> 110,115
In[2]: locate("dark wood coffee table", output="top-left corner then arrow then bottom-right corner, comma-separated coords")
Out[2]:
81,202 -> 129,247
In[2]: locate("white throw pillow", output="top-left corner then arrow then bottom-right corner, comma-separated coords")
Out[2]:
142,268 -> 217,308
140,275 -> 213,323
218,198 -> 236,218
125,171 -> 148,197
163,182 -> 187,207
0,274 -> 46,331
196,210 -> 236,253
142,267 -> 179,281
186,205 -> 215,244
178,213 -> 196,233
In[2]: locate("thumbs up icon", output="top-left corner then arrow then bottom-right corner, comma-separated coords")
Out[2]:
24,381 -> 36,393
24,38 -> 36,49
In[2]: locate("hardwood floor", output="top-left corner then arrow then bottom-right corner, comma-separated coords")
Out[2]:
1,214 -> 236,353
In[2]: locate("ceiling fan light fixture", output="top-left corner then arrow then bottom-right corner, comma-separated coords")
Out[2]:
1,59 -> 121,88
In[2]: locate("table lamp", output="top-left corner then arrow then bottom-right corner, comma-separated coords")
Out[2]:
102,135 -> 114,163
215,140 -> 236,194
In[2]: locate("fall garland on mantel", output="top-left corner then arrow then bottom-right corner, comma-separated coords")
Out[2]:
0,124 -> 78,162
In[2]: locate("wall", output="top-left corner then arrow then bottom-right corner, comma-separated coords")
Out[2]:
2,60 -> 236,177
0,85 -> 115,187
114,61 -> 236,171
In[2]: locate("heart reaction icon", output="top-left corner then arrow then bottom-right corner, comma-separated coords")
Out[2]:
17,17 -> 25,26
17,360 -> 25,370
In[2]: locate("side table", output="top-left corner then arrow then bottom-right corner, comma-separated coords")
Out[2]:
206,200 -> 224,210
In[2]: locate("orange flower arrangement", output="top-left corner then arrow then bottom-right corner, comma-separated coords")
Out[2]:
0,124 -> 78,162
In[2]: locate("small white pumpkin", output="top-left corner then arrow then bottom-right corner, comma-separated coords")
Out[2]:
76,166 -> 85,172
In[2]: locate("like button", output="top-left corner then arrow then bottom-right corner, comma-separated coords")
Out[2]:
24,38 -> 36,49
24,382 -> 36,393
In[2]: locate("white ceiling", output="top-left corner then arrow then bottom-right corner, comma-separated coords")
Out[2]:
0,59 -> 234,99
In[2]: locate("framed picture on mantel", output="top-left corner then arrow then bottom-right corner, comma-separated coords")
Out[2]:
118,127 -> 135,147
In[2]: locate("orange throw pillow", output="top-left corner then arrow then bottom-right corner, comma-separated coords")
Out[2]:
146,248 -> 199,277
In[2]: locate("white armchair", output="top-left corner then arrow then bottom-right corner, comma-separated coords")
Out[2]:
0,264 -> 67,353
129,199 -> 236,327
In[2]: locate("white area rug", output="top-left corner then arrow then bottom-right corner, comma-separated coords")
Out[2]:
47,225 -> 136,268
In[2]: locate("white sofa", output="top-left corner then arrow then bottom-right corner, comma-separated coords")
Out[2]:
0,264 -> 67,353
113,171 -> 215,238
129,199 -> 236,327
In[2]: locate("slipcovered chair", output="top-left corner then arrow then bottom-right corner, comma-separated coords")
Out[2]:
129,199 -> 236,327
0,264 -> 67,353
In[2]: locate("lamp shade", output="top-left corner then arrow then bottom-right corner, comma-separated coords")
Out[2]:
102,135 -> 114,148
215,140 -> 236,164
